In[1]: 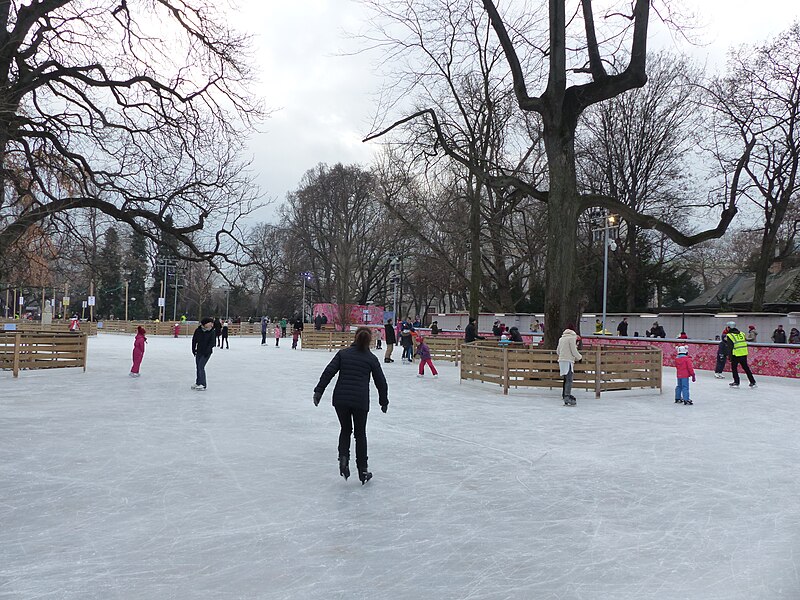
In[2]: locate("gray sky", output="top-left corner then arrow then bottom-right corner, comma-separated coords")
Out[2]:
232,0 -> 800,224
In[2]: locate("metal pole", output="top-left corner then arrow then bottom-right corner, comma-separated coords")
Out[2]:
302,277 -> 306,323
601,214 -> 609,335
173,269 -> 178,322
225,289 -> 229,321
681,308 -> 685,334
4,286 -> 8,318
89,280 -> 94,322
125,280 -> 129,321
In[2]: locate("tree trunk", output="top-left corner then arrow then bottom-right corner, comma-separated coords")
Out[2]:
752,229 -> 778,311
543,125 -> 581,348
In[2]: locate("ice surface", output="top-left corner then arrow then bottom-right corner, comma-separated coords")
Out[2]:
1,334 -> 799,600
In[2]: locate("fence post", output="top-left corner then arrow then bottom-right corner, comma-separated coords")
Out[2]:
503,347 -> 509,395
12,332 -> 21,377
594,346 -> 602,398
81,333 -> 87,372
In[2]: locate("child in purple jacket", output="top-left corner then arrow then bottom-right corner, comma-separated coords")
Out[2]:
415,336 -> 438,378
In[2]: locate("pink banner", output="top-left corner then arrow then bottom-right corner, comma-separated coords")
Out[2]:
312,303 -> 385,330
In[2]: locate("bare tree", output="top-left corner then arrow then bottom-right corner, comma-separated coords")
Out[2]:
710,23 -> 800,310
365,0 -> 744,346
0,0 -> 263,280
578,51 -> 707,311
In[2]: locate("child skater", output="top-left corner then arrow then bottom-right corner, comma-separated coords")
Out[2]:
415,336 -> 438,378
674,345 -> 696,405
274,322 -> 281,347
129,325 -> 147,377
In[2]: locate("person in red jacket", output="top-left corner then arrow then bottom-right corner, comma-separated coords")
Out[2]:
674,345 -> 696,405
130,326 -> 147,377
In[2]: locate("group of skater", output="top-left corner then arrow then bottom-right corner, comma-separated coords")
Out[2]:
123,314 -> 776,485
260,316 -> 303,349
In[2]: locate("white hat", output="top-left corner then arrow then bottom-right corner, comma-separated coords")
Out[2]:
676,345 -> 688,355
726,321 -> 736,328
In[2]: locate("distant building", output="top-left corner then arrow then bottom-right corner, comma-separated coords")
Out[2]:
686,265 -> 800,312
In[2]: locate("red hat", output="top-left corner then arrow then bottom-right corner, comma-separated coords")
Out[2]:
749,325 -> 756,330
137,325 -> 146,335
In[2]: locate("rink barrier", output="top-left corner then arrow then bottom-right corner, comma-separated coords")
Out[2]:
459,342 -> 662,398
96,321 -> 265,337
301,330 -> 376,351
0,331 -> 88,378
1,319 -> 97,336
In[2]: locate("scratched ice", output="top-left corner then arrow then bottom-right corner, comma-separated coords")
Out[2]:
1,333 -> 799,600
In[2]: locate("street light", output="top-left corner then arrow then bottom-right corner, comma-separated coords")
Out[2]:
389,256 -> 401,319
300,272 -> 313,322
677,297 -> 686,335
592,211 -> 619,334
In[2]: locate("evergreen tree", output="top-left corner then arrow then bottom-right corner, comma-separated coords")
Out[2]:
125,230 -> 150,320
96,227 -> 124,318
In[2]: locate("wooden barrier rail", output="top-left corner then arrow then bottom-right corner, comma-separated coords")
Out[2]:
301,330 -> 366,351
97,321 -> 266,336
459,342 -> 661,398
0,331 -> 88,378
1,319 -> 97,336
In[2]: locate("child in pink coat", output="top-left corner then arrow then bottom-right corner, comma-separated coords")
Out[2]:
415,336 -> 438,378
674,345 -> 696,405
274,322 -> 281,347
130,326 -> 147,377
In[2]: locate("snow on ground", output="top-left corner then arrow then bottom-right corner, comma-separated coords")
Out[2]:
1,333 -> 799,600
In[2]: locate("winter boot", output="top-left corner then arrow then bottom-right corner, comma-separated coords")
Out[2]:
675,398 -> 683,403
338,454 -> 350,480
357,463 -> 372,485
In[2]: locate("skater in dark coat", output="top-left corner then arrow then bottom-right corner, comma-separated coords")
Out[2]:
464,317 -> 484,343
384,319 -> 396,363
261,317 -> 268,345
314,327 -> 389,484
220,321 -> 229,349
213,317 -> 222,346
191,318 -> 216,390
399,325 -> 414,362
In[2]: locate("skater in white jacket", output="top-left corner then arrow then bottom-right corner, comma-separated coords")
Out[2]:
557,325 -> 582,406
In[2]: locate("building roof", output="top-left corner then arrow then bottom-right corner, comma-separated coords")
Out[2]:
686,266 -> 800,309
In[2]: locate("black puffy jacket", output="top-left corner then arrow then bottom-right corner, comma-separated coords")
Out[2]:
314,345 -> 388,412
384,323 -> 397,345
192,326 -> 215,357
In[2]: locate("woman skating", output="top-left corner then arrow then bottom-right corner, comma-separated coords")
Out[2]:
129,326 -> 147,377
313,327 -> 389,484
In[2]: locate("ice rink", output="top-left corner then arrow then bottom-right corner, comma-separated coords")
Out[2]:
2,333 -> 799,599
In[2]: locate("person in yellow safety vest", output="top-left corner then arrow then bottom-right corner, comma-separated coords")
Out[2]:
723,321 -> 757,388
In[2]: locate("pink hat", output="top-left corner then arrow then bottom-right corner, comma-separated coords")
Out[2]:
749,325 -> 756,330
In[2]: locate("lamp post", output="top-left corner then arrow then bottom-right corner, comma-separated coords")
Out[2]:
300,272 -> 313,322
593,211 -> 618,334
677,297 -> 686,335
389,256 -> 400,320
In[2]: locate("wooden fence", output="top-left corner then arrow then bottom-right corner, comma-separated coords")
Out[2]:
97,321 -> 265,336
301,330 -> 364,351
0,331 -> 88,378
1,319 -> 97,336
459,342 -> 661,397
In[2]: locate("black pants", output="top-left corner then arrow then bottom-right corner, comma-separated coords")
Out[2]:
335,405 -> 368,470
195,354 -> 210,387
261,331 -> 267,344
731,355 -> 756,385
221,334 -> 229,349
714,352 -> 727,374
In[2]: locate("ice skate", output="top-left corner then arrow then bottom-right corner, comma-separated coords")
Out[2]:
384,358 -> 392,363
714,373 -> 723,379
729,382 -> 739,388
358,469 -> 373,485
564,395 -> 577,406
191,384 -> 206,391
129,372 -> 140,378
674,398 -> 682,403
749,383 -> 757,388
338,454 -> 350,480
432,374 -> 438,379
416,374 -> 424,378
683,400 -> 693,405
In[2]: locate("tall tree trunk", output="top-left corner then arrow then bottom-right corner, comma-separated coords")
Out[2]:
543,125 -> 581,347
752,229 -> 778,311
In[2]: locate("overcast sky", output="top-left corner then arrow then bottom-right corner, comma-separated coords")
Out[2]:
230,0 -> 800,224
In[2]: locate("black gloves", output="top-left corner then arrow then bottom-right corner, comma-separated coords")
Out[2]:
381,403 -> 388,413
313,392 -> 322,406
